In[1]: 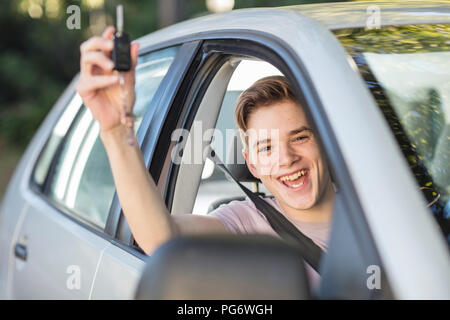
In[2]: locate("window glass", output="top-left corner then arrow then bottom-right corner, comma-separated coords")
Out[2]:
33,94 -> 82,186
134,46 -> 179,129
334,24 -> 450,245
193,60 -> 281,214
40,46 -> 179,229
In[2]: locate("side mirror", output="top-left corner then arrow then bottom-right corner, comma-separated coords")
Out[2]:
135,234 -> 311,299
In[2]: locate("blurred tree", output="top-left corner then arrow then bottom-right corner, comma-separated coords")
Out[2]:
0,0 -> 86,146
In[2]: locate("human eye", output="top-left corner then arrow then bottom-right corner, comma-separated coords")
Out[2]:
258,145 -> 271,153
293,135 -> 309,142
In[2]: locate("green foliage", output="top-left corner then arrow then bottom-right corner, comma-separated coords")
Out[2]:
0,0 -> 84,149
337,24 -> 450,54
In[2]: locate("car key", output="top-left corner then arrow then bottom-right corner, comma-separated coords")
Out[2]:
112,4 -> 131,72
113,5 -> 135,145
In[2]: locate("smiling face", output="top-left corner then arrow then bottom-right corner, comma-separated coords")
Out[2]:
243,99 -> 332,211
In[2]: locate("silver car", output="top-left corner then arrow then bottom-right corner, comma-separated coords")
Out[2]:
0,1 -> 449,299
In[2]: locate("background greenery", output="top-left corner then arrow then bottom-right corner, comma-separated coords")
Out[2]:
0,0 -> 341,198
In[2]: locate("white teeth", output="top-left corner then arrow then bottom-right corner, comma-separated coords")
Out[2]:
279,169 -> 307,181
290,182 -> 303,188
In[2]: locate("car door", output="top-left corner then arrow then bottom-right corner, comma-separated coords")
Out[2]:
9,93 -> 110,299
8,44 -> 182,299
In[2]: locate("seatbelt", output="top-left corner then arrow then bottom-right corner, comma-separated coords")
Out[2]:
206,146 -> 324,274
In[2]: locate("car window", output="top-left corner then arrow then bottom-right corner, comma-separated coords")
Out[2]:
193,60 -> 281,214
334,24 -> 450,245
33,94 -> 82,186
35,46 -> 180,229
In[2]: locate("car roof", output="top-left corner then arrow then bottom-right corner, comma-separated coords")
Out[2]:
138,1 -> 450,49
287,1 -> 450,29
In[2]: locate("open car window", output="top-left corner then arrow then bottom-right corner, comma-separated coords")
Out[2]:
193,60 -> 282,215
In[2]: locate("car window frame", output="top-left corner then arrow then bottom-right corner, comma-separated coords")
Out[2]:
117,33 -> 383,270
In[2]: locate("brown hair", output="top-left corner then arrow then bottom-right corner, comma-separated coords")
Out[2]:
235,75 -> 297,150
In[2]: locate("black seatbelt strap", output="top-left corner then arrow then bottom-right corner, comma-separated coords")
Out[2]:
206,147 -> 324,274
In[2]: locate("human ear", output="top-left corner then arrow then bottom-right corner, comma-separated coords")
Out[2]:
243,149 -> 260,179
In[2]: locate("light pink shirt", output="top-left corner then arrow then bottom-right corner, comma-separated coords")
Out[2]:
209,196 -> 331,293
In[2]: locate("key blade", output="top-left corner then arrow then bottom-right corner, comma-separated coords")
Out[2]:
116,5 -> 124,35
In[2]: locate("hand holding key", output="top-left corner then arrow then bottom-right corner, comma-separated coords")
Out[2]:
76,26 -> 139,135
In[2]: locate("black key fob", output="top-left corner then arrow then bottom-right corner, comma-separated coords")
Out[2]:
112,32 -> 131,72
112,5 -> 131,72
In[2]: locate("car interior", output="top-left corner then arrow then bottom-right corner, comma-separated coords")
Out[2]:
174,59 -> 280,216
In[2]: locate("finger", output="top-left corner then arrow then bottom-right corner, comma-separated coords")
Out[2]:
80,36 -> 114,54
81,51 -> 114,74
130,42 -> 139,70
102,26 -> 115,39
78,74 -> 119,94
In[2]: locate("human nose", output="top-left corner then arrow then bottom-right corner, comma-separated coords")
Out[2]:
277,142 -> 300,167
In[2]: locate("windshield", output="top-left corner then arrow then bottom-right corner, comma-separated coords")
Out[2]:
334,24 -> 450,246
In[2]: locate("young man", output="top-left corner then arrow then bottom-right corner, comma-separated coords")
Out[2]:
77,27 -> 335,284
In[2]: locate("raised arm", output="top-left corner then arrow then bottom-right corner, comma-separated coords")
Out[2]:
76,27 -> 226,254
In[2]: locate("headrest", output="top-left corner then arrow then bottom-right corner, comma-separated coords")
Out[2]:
225,132 -> 260,183
135,235 -> 310,299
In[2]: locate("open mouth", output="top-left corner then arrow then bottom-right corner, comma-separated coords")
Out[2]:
277,169 -> 309,190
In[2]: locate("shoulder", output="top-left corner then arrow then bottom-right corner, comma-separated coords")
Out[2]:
208,197 -> 275,234
208,199 -> 255,233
